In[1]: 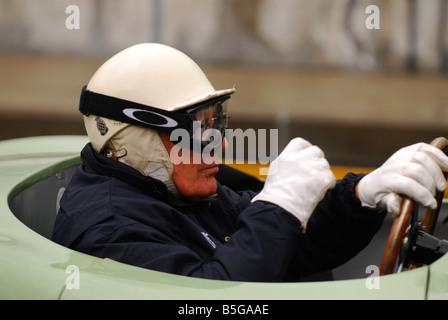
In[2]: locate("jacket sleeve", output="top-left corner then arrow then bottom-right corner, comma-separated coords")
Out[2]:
72,173 -> 384,282
195,173 -> 385,281
72,196 -> 302,282
288,172 -> 386,277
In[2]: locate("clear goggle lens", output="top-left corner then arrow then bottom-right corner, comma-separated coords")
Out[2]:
186,100 -> 229,147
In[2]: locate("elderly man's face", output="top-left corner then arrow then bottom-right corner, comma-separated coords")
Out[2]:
159,132 -> 226,202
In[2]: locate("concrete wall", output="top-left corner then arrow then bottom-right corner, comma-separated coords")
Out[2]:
1,0 -> 448,166
1,0 -> 447,72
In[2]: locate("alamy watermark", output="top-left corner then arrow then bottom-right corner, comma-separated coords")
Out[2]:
365,265 -> 380,290
65,5 -> 80,30
65,4 -> 380,31
63,262 -> 380,291
169,124 -> 278,176
365,5 -> 380,30
65,265 -> 80,290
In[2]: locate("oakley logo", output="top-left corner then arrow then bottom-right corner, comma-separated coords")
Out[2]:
123,108 -> 178,128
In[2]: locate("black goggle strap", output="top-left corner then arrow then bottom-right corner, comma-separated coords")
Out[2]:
79,86 -> 190,132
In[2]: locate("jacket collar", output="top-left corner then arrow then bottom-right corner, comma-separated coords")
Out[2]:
81,143 -> 220,206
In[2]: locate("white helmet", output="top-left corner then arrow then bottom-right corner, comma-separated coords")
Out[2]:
80,43 -> 236,153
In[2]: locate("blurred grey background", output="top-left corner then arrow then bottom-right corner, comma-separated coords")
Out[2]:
1,0 -> 448,166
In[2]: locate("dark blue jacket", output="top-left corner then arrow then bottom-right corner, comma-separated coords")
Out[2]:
52,144 -> 385,282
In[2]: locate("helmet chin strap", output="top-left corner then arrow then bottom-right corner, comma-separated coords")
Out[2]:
103,125 -> 181,199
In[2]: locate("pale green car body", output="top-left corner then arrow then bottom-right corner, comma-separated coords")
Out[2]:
1,135 -> 447,300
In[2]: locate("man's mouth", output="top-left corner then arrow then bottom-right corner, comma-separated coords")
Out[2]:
201,164 -> 219,174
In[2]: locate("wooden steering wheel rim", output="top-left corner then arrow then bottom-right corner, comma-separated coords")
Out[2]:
380,137 -> 448,275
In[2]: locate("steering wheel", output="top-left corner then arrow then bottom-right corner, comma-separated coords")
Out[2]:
380,137 -> 448,275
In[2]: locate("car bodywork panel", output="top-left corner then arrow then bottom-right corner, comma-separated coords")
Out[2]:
0,135 -> 444,299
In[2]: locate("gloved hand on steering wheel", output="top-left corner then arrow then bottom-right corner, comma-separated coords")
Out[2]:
251,137 -> 336,230
357,142 -> 448,217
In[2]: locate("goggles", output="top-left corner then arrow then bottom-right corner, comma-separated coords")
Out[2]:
79,86 -> 230,150
182,98 -> 229,149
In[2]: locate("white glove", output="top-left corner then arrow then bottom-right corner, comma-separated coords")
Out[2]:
251,138 -> 336,230
357,143 -> 448,217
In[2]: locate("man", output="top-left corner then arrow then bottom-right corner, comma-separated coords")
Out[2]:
52,43 -> 448,282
